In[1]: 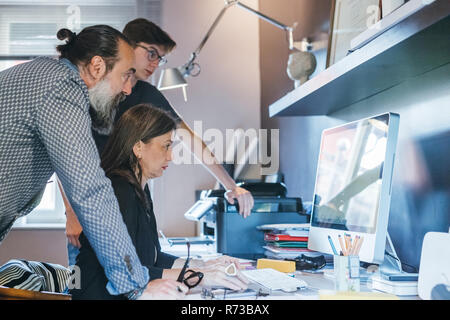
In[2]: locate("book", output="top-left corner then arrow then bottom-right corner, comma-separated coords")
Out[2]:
284,230 -> 309,237
264,248 -> 324,259
264,245 -> 316,253
257,223 -> 310,232
258,223 -> 310,237
264,233 -> 308,242
371,276 -> 418,296
268,241 -> 308,248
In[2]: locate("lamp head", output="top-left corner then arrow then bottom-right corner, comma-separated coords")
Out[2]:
157,67 -> 188,101
157,67 -> 187,91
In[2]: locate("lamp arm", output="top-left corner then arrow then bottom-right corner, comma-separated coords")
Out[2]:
235,1 -> 295,49
194,3 -> 233,56
181,3 -> 234,77
182,0 -> 296,77
235,1 -> 290,31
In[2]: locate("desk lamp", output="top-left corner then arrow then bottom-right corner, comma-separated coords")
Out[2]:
157,0 -> 298,101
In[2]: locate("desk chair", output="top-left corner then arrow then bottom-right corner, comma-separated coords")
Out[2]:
0,259 -> 72,300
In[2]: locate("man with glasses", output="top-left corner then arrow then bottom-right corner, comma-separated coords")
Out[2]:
65,18 -> 255,266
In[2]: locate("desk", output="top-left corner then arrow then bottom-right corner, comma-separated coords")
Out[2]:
185,270 -> 419,300
161,242 -> 420,300
0,285 -> 71,300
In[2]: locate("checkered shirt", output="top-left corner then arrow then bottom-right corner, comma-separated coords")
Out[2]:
0,57 -> 149,296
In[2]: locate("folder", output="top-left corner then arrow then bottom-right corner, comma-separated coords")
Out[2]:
269,241 -> 308,248
264,233 -> 308,242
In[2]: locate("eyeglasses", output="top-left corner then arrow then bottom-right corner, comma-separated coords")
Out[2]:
136,44 -> 167,66
176,242 -> 204,289
183,269 -> 204,289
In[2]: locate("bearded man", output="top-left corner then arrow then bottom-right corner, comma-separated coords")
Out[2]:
0,25 -> 186,300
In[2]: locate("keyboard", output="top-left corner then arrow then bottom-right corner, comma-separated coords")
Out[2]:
242,268 -> 307,291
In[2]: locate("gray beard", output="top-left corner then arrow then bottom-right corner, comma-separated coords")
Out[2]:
89,78 -> 125,135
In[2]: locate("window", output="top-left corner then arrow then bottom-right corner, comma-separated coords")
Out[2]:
3,0 -> 162,227
0,0 -> 162,69
13,174 -> 66,227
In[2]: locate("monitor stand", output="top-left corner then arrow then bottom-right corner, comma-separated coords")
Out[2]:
379,233 -> 403,275
359,233 -> 403,280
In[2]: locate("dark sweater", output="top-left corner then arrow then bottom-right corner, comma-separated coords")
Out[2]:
70,175 -> 177,300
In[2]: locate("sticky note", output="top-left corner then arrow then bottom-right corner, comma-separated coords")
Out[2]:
256,258 -> 296,273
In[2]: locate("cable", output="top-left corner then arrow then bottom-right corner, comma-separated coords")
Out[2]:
384,251 -> 418,273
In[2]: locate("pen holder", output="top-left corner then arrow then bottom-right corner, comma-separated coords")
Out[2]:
333,255 -> 360,292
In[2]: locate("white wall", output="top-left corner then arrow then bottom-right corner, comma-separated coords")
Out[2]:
152,0 -> 261,237
0,229 -> 68,266
0,0 -> 262,264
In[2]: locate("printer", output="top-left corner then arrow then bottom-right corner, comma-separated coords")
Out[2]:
184,182 -> 308,259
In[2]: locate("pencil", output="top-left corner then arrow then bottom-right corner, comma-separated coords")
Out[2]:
344,233 -> 351,254
349,236 -> 353,254
355,236 -> 364,255
328,235 -> 338,255
338,235 -> 347,256
350,236 -> 360,255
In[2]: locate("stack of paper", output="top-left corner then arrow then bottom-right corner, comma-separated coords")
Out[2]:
257,223 -> 322,259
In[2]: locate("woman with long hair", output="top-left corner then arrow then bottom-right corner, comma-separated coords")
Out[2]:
70,104 -> 248,299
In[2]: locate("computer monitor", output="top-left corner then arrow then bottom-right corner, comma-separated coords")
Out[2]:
308,113 -> 400,265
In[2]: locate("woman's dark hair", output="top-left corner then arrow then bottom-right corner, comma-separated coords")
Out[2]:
56,25 -> 132,72
101,104 -> 177,210
123,18 -> 176,53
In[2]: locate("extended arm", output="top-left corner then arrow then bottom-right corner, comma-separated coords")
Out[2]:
37,80 -> 149,296
57,178 -> 82,248
177,120 -> 254,217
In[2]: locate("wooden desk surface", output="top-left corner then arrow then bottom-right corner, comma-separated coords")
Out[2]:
0,285 -> 71,300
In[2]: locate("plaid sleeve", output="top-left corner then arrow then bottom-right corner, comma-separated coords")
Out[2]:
35,78 -> 149,295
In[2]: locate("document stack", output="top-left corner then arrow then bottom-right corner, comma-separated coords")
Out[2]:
257,223 -> 322,260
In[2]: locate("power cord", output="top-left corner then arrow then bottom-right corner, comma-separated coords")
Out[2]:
384,251 -> 418,273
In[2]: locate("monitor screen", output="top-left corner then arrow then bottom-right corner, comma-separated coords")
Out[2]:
308,113 -> 400,264
311,113 -> 390,234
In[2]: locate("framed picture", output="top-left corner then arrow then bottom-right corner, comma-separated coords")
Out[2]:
381,0 -> 406,18
326,0 -> 381,67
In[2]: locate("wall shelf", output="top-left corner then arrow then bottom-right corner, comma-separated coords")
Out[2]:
269,0 -> 450,117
